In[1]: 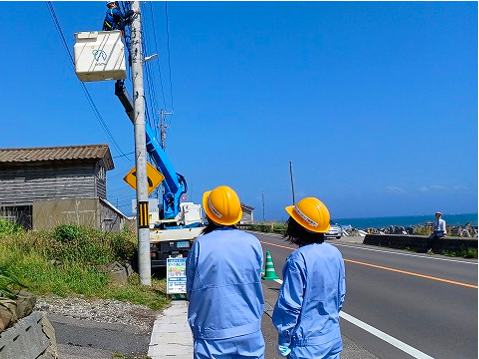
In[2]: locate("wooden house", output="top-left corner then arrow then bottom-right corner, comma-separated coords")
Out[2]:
0,144 -> 126,231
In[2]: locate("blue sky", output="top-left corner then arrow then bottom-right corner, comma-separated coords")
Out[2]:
1,1 -> 477,221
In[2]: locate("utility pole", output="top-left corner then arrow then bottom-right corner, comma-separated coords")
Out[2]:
131,1 -> 151,286
262,190 -> 265,222
289,161 -> 296,205
159,109 -> 174,150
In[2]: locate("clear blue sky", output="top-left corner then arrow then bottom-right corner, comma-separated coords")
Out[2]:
2,1 -> 477,221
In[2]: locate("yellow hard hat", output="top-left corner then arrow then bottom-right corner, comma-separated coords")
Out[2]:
203,186 -> 243,226
285,197 -> 331,233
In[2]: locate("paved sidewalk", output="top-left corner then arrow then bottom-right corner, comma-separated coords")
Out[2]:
148,286 -> 379,359
148,301 -> 193,358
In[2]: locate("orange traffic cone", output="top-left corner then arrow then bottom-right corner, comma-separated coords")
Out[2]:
263,251 -> 279,280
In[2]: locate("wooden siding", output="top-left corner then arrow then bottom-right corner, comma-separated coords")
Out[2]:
95,160 -> 107,199
99,200 -> 125,232
0,162 -> 106,206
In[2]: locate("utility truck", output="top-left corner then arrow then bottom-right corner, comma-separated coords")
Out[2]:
74,27 -> 204,269
115,81 -> 204,268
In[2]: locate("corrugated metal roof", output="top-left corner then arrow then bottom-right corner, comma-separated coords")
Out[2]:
0,144 -> 114,170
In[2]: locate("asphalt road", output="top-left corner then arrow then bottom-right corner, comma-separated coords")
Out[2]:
256,232 -> 478,359
48,232 -> 477,359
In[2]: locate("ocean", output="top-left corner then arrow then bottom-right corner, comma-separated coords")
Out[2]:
335,213 -> 478,230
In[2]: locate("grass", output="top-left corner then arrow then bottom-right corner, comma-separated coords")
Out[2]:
0,219 -> 170,311
441,247 -> 478,259
242,222 -> 287,235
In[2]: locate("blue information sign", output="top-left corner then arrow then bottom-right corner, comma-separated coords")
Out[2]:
166,257 -> 187,294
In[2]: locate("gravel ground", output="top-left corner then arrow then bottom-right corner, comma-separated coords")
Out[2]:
35,295 -> 159,335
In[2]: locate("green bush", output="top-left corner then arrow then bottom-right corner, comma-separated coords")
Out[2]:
44,224 -> 136,265
0,218 -> 24,239
52,224 -> 84,243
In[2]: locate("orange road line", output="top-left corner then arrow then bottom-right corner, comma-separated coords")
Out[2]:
260,240 -> 478,289
345,259 -> 478,289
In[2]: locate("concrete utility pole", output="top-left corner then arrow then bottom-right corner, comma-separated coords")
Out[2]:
289,161 -> 296,205
159,109 -> 174,150
131,1 -> 151,286
262,190 -> 265,222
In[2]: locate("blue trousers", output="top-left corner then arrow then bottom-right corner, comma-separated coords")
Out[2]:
289,336 -> 342,359
193,330 -> 265,359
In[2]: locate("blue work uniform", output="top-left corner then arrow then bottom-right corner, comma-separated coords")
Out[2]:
272,242 -> 346,359
103,7 -> 125,32
187,228 -> 265,359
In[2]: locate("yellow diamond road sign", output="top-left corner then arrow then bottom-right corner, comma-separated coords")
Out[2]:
124,162 -> 165,195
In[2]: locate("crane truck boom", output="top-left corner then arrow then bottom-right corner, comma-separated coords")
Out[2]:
115,81 -> 204,268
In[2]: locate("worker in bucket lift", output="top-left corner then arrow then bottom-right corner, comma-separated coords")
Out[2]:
186,186 -> 265,358
102,1 -> 136,34
273,197 -> 346,358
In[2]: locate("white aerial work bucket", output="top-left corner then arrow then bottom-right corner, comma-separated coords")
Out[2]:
74,30 -> 127,82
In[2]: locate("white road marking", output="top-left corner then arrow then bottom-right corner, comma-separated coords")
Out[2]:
273,278 -> 435,359
333,242 -> 478,265
254,231 -> 477,265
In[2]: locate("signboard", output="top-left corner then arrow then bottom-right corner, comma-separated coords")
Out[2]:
123,162 -> 165,195
166,258 -> 187,294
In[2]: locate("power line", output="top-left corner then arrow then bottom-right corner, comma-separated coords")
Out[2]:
150,2 -> 167,110
45,1 -> 131,163
164,1 -> 175,112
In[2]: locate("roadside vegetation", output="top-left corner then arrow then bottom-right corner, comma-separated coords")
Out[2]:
241,222 -> 287,235
0,219 -> 169,311
441,247 -> 478,259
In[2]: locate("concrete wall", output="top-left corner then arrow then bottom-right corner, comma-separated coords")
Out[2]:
33,198 -> 126,232
33,198 -> 99,231
364,234 -> 478,253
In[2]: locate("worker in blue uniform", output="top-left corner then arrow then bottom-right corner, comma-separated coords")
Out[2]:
187,186 -> 265,359
102,1 -> 135,34
273,197 -> 346,358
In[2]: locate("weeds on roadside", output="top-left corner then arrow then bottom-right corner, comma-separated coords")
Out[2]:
0,218 -> 24,239
441,248 -> 478,259
0,224 -> 169,310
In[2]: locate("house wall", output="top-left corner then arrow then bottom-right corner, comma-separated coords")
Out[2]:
241,210 -> 254,224
99,200 -> 125,232
0,162 -> 103,206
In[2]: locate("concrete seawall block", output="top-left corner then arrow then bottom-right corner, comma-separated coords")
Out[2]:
364,234 -> 478,253
0,311 -> 58,359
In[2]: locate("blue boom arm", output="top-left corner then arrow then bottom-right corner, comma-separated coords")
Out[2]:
115,81 -> 186,220
145,123 -> 187,219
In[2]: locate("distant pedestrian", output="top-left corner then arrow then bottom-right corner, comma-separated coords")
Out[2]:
102,1 -> 136,34
187,186 -> 265,359
273,197 -> 346,359
427,211 -> 447,253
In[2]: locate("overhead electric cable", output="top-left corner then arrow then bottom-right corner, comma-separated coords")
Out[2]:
164,1 -> 175,112
45,1 -> 131,162
150,2 -> 167,109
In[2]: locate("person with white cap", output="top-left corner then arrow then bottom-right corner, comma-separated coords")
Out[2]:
427,211 -> 447,253
272,197 -> 346,359
186,185 -> 265,359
